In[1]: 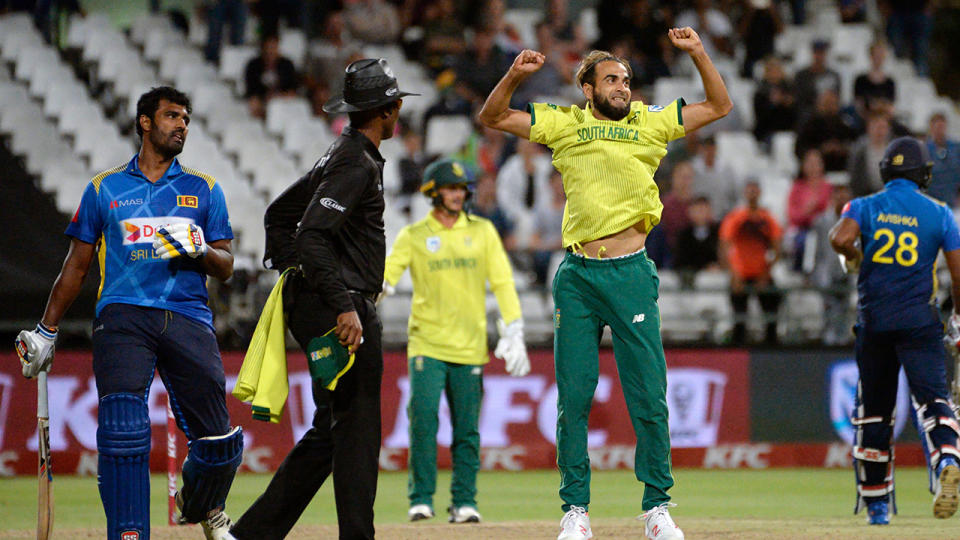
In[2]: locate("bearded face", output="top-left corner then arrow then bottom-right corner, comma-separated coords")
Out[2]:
592,88 -> 630,121
585,60 -> 631,121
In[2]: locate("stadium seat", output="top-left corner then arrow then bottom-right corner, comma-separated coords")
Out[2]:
220,119 -> 270,156
27,63 -> 75,98
89,140 -> 136,172
14,45 -> 59,82
278,28 -> 306,69
97,46 -> 143,86
502,9 -> 539,49
191,83 -> 235,119
694,270 -> 730,291
82,27 -> 127,64
654,77 -> 701,109
716,131 -> 761,177
0,24 -> 42,63
770,132 -> 798,175
265,97 -> 312,136
42,82 -> 91,119
281,117 -> 335,162
424,115 -> 472,157
658,269 -> 680,290
219,45 -> 257,92
144,27 -> 182,62
130,13 -> 173,46
174,62 -> 219,95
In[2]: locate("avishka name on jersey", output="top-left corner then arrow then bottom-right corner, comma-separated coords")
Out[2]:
875,213 -> 919,227
64,155 -> 233,330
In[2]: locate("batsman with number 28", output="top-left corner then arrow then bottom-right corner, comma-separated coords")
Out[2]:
15,86 -> 242,540
479,26 -> 731,540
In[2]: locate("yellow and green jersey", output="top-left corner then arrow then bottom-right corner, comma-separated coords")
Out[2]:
384,211 -> 522,365
527,99 -> 686,247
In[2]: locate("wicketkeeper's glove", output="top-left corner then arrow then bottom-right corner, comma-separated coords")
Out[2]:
15,323 -> 57,379
495,318 -> 530,377
376,280 -> 395,305
153,223 -> 207,259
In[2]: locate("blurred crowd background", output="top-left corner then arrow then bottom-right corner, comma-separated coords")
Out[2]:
1,0 -> 959,349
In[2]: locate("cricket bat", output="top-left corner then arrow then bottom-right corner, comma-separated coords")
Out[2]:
36,370 -> 52,540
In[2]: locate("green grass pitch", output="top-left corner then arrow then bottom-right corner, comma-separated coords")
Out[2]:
2,468 -> 960,538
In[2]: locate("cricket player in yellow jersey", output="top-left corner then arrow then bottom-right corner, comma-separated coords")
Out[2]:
479,27 -> 732,540
382,158 -> 530,525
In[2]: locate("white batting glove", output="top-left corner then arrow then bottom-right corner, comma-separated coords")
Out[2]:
153,223 -> 207,259
15,323 -> 57,379
838,253 -> 860,275
948,313 -> 960,349
496,318 -> 530,377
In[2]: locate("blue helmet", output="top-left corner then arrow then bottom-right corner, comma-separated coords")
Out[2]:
879,136 -> 933,188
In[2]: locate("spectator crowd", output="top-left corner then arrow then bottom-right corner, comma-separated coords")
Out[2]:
6,0 -> 958,346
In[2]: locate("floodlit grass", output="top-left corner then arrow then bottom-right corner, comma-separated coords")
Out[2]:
2,468 -> 960,538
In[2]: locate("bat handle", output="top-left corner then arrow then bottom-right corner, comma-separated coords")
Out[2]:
37,371 -> 48,419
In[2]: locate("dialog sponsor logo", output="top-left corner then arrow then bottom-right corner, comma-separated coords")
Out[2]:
828,359 -> 911,444
121,217 -> 192,245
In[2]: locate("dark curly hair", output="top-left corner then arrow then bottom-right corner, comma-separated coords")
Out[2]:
135,86 -> 191,139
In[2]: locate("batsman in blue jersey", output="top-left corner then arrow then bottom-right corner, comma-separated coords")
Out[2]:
831,137 -> 960,525
14,87 -> 242,540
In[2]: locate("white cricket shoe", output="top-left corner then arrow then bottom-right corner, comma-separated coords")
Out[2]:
557,506 -> 593,540
408,504 -> 434,521
174,491 -> 236,540
641,503 -> 684,540
448,505 -> 482,523
201,509 -> 236,540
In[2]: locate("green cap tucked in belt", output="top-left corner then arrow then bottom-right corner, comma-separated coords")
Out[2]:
306,328 -> 355,390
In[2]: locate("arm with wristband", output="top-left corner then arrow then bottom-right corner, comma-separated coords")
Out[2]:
15,239 -> 96,378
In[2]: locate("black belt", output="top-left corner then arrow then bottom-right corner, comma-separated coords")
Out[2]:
347,289 -> 377,301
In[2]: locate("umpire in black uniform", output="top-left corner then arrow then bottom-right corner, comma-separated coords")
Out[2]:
231,59 -> 416,540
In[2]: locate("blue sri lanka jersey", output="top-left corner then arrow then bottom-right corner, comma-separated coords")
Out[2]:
65,155 -> 233,330
841,178 -> 960,331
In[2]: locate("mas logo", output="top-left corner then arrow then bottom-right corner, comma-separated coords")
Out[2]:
177,195 -> 198,208
121,217 -> 192,245
426,236 -> 441,253
109,198 -> 144,209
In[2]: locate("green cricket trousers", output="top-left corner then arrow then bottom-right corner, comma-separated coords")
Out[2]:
407,355 -> 483,510
552,248 -> 673,512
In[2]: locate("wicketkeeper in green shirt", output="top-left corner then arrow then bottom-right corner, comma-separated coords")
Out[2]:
382,158 -> 529,524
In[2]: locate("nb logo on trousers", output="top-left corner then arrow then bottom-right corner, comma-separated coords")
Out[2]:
632,314 -> 645,323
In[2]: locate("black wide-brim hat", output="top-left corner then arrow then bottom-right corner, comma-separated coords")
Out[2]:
323,58 -> 419,113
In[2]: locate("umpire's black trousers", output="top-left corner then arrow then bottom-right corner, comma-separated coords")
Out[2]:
232,285 -> 383,540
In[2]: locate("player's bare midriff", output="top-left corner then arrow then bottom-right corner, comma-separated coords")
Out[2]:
578,221 -> 648,258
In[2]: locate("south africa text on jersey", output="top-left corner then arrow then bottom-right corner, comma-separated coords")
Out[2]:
427,257 -> 477,271
576,125 -> 641,143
